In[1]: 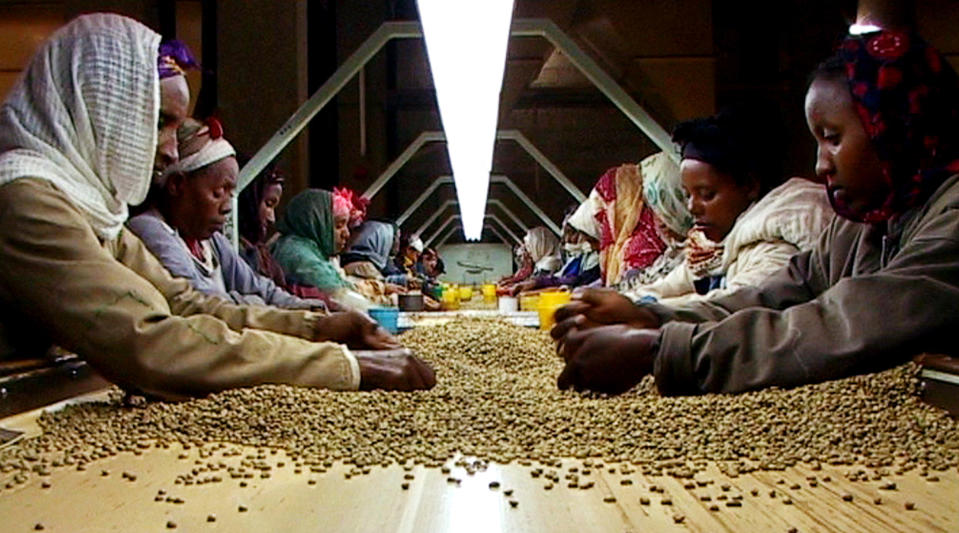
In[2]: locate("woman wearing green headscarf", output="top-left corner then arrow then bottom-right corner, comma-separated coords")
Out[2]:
272,189 -> 381,310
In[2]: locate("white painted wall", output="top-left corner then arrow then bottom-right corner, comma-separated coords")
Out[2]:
437,243 -> 513,285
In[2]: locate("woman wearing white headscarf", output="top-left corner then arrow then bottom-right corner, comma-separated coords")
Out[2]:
0,14 -> 434,398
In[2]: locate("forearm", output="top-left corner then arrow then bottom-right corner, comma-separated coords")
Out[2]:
654,272 -> 957,396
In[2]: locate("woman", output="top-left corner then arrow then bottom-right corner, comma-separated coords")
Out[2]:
271,189 -> 389,309
616,152 -> 693,288
553,28 -> 959,396
512,204 -> 602,293
0,14 -> 433,398
341,220 -> 408,286
498,226 -> 562,293
128,118 -> 324,310
238,158 -> 288,286
622,111 -> 832,306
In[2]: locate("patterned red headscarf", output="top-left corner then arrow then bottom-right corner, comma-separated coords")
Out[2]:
833,30 -> 959,222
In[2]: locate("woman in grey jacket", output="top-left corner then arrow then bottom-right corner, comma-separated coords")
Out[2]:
128,118 -> 325,310
552,29 -> 959,396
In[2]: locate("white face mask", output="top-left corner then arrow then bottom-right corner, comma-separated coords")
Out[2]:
563,242 -> 592,255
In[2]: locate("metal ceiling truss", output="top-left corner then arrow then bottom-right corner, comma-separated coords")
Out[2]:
436,224 -> 511,247
425,214 -> 521,247
362,129 -> 586,203
414,198 -> 528,238
232,18 -> 674,247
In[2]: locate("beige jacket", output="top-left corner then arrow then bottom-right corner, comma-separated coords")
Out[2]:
0,179 -> 360,399
626,177 -> 833,306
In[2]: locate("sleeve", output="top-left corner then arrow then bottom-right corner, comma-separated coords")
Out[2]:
656,241 -> 799,307
622,261 -> 697,302
125,214 -> 225,298
652,211 -> 959,395
0,180 -> 360,399
213,234 -> 320,310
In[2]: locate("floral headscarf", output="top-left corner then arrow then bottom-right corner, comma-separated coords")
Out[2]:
833,30 -> 959,222
585,152 -> 683,285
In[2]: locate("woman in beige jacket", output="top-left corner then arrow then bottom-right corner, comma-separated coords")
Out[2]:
0,14 -> 434,399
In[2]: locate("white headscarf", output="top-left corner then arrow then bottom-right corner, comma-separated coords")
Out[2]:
0,14 -> 161,240
523,226 -> 562,273
566,199 -> 600,240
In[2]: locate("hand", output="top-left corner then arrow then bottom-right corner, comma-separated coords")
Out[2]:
385,283 -> 407,295
511,280 -> 536,296
552,287 -> 660,333
354,349 -> 437,391
315,310 -> 402,350
556,325 -> 659,394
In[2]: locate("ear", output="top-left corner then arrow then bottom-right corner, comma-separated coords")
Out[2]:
165,172 -> 187,197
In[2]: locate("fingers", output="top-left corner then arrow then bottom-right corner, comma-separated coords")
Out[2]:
412,357 -> 437,390
553,301 -> 591,323
550,314 -> 583,342
556,360 -> 578,390
557,328 -> 587,363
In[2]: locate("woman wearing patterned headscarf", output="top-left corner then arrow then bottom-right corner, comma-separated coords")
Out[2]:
0,14 -> 433,399
271,189 -> 392,310
614,152 -> 692,289
621,111 -> 832,306
128,118 -> 325,310
578,152 -> 694,288
552,28 -> 959,397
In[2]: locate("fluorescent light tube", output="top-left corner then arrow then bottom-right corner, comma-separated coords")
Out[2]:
417,0 -> 515,240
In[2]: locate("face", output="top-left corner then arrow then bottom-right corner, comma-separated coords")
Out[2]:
258,183 -> 283,237
391,229 -> 402,256
167,156 -> 238,240
333,213 -> 350,254
805,77 -> 888,215
155,76 -> 190,178
681,159 -> 758,242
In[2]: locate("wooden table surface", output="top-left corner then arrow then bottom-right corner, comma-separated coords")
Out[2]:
1,393 -> 956,533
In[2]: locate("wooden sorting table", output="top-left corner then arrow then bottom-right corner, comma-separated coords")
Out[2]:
1,392 -> 957,532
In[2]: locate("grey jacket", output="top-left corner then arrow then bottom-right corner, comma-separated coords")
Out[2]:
649,174 -> 959,395
127,210 -> 323,311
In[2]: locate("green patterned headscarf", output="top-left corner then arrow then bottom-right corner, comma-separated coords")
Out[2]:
271,189 -> 350,290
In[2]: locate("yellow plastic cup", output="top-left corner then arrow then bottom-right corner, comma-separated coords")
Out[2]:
538,290 -> 571,330
519,293 -> 540,312
442,285 -> 460,310
481,284 -> 497,303
458,286 -> 473,301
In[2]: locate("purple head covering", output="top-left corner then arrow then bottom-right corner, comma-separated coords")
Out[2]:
157,39 -> 199,79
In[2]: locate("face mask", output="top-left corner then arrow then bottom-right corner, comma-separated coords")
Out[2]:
564,242 -> 591,254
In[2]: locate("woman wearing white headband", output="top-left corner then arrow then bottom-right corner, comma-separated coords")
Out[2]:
128,118 -> 326,311
0,14 -> 435,399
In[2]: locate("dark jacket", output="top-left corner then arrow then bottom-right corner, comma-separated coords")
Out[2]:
649,174 -> 959,395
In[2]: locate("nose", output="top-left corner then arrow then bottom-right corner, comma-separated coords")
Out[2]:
687,195 -> 702,217
815,146 -> 834,181
266,209 -> 276,225
156,131 -> 178,169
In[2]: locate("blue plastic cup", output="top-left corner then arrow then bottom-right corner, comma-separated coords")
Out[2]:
368,307 -> 399,334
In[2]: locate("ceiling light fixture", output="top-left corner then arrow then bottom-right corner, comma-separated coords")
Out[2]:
417,0 -> 515,240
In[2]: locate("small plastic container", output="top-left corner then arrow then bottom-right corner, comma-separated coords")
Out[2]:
538,290 -> 571,331
368,307 -> 399,334
481,284 -> 497,303
441,287 -> 461,310
498,296 -> 518,312
519,293 -> 540,312
458,285 -> 473,301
